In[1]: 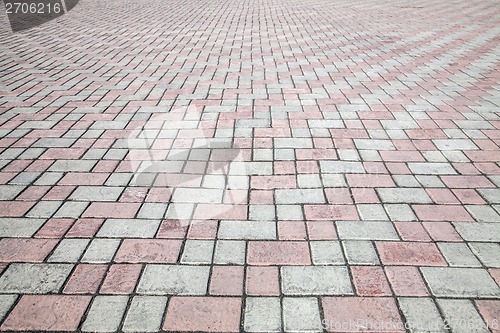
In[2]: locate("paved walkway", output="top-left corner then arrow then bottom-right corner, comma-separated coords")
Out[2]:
0,0 -> 499,331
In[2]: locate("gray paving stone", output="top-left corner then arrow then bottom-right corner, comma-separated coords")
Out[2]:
320,161 -> 365,174
249,204 -> 276,220
218,221 -> 276,239
105,173 -> 133,186
0,295 -> 18,322
165,203 -> 195,220
416,175 -> 445,188
244,297 -> 281,332
342,241 -> 380,265
97,219 -> 160,238
214,240 -> 246,264
437,299 -> 490,333
433,139 -> 478,150
53,201 -> 89,218
465,205 -> 500,222
34,172 -> 63,186
81,239 -> 121,263
0,218 -> 45,237
384,204 -> 417,221
392,175 -> 421,187
137,203 -> 168,219
48,239 -> 90,263
122,296 -> 168,332
137,265 -> 210,295
336,221 -> 399,240
377,188 -> 432,203
0,185 -> 25,200
281,266 -> 353,295
276,205 -> 304,220
357,204 -> 388,220
275,138 -> 313,148
398,298 -> 446,333
275,189 -> 325,204
297,174 -> 322,188
0,263 -> 73,293
420,267 -> 500,298
229,161 -> 272,175
453,223 -> 500,242
82,295 -> 128,332
437,243 -> 481,267
70,186 -> 124,201
49,160 -> 97,172
469,243 -> 500,267
172,188 -> 223,203
354,139 -> 396,150
408,162 -> 457,175
180,240 -> 214,264
283,297 -> 322,332
477,189 -> 500,204
310,241 -> 345,265
26,201 -> 63,218
321,174 -> 347,187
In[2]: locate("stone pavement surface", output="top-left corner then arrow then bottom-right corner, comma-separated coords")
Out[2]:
0,0 -> 499,331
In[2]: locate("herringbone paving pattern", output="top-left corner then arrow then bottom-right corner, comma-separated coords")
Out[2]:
0,0 -> 499,331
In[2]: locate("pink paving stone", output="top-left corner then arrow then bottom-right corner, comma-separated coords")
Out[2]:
209,266 -> 244,296
325,188 -> 354,204
426,188 -> 460,204
385,162 -> 412,175
465,150 -> 500,162
297,160 -> 320,173
39,148 -> 86,159
488,269 -> 500,286
43,186 -> 76,201
16,186 -> 50,201
346,174 -> 395,187
187,220 -> 218,239
385,266 -> 430,296
65,218 -> 104,238
99,264 -> 142,294
120,187 -> 149,202
163,297 -> 241,332
82,202 -> 141,218
393,222 -> 432,242
58,173 -> 109,186
278,221 -> 307,240
156,219 -> 188,238
251,175 -> 297,189
296,148 -> 338,160
35,218 -> 75,238
441,175 -> 495,189
475,301 -> 499,332
452,189 -> 486,204
452,162 -> 481,175
380,151 -> 425,162
247,241 -> 311,265
322,297 -> 404,332
114,239 -> 183,263
376,242 -> 447,266
306,221 -> 338,240
0,201 -> 35,217
250,190 -> 274,204
1,295 -> 91,331
0,238 -> 58,262
63,264 -> 108,294
145,187 -> 172,202
413,205 -> 474,222
422,222 -> 463,242
274,161 -> 296,174
304,205 -> 359,221
351,266 -> 392,296
352,188 -> 380,204
246,266 -> 280,296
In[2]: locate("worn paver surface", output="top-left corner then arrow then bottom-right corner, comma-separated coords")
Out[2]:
0,0 -> 499,331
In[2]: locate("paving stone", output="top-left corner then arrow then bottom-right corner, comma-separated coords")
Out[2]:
0,263 -> 73,293
408,162 -> 457,175
281,266 -> 353,295
0,185 -> 25,200
437,299 -> 490,333
310,241 -> 345,265
54,201 -> 89,218
0,294 -> 18,322
420,267 -> 500,298
433,139 -> 478,150
384,204 -> 417,221
97,219 -> 160,238
137,264 -> 210,295
336,221 -> 399,240
70,186 -> 123,201
469,243 -> 500,267
377,188 -> 432,203
437,243 -> 482,267
466,205 -> 500,222
247,241 -> 311,265
213,240 -> 246,264
249,204 -> 276,220
283,297 -> 322,332
453,222 -> 500,242
276,205 -> 304,220
320,161 -> 366,173
48,239 -> 90,263
244,297 -> 281,332
26,201 -> 63,218
354,139 -> 396,150
275,188 -> 326,204
136,203 -> 168,219
180,240 -> 214,264
357,204 -> 388,220
398,298 -> 446,333
218,220 -> 276,239
342,241 -> 380,265
81,239 -> 121,263
82,295 -> 128,332
0,218 -> 46,237
478,189 -> 500,204
122,296 -> 168,332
